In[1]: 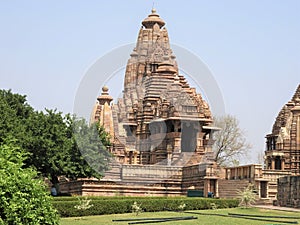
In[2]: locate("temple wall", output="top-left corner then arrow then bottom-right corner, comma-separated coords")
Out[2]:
121,164 -> 183,182
262,170 -> 292,199
278,176 -> 300,208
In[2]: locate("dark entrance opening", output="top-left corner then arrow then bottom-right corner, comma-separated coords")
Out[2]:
275,156 -> 282,170
208,179 -> 216,198
260,181 -> 268,198
181,121 -> 197,152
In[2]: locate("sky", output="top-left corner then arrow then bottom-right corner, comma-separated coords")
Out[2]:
0,0 -> 299,164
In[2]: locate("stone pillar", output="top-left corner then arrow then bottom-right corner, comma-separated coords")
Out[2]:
215,180 -> 219,198
124,151 -> 128,164
271,158 -> 275,170
133,151 -> 138,164
167,144 -> 172,166
257,181 -> 261,198
139,152 -> 143,165
174,138 -> 181,153
226,169 -> 230,180
281,158 -> 285,170
204,179 -> 209,197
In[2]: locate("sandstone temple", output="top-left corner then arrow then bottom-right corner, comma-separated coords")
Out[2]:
265,85 -> 300,173
61,9 -> 221,197
60,9 -> 300,206
91,8 -> 215,167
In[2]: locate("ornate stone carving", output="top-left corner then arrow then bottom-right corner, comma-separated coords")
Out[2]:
92,9 -> 215,166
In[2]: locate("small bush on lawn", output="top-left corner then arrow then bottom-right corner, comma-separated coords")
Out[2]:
52,197 -> 239,217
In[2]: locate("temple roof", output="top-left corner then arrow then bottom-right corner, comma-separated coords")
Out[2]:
271,84 -> 300,135
116,8 -> 212,123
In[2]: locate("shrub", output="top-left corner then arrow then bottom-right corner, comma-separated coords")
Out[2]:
0,143 -> 59,224
74,197 -> 94,210
131,202 -> 143,216
237,184 -> 257,208
52,196 -> 239,217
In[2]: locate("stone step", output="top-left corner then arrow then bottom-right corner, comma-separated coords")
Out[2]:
218,179 -> 250,199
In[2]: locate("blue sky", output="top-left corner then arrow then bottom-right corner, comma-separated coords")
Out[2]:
1,0 -> 299,163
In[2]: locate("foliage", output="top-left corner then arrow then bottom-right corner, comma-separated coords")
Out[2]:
178,203 -> 186,211
213,115 -> 252,166
0,89 -> 112,187
52,197 -> 239,217
24,110 -> 74,184
71,117 -> 112,179
131,201 -> 143,216
210,202 -> 218,210
237,184 -> 257,208
0,90 -> 33,146
0,142 -> 60,224
74,197 -> 94,211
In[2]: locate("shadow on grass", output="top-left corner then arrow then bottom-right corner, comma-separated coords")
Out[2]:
183,211 -> 298,224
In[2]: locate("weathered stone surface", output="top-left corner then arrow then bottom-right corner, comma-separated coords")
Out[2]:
278,175 -> 300,208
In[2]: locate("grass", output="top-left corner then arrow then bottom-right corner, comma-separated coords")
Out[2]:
61,207 -> 300,225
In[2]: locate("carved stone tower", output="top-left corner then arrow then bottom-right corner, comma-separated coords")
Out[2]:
92,9 -> 216,166
265,84 -> 300,174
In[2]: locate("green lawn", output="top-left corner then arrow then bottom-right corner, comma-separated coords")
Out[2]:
61,207 -> 300,225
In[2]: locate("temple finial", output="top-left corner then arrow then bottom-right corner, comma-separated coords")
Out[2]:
142,5 -> 165,28
152,2 -> 155,12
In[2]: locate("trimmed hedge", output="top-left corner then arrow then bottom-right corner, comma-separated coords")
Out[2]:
52,196 -> 171,202
52,197 -> 239,217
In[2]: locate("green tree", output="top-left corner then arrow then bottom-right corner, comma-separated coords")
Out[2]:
0,90 -> 33,145
0,141 -> 59,224
71,117 -> 112,179
0,89 -> 112,188
24,109 -> 74,185
24,111 -> 112,186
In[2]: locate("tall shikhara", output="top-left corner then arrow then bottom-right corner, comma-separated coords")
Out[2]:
92,9 -> 216,166
265,84 -> 300,174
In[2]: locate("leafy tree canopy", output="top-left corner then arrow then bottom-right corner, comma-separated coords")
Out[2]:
0,89 -> 111,186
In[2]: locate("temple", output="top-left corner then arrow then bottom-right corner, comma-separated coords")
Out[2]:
224,85 -> 300,202
265,85 -> 300,173
91,9 -> 216,167
60,9 -> 300,206
62,9 -> 222,197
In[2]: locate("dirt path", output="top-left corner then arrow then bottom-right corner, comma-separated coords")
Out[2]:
255,205 -> 300,212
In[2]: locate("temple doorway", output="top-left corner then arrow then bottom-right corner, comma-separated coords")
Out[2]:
181,121 -> 197,152
260,181 -> 268,198
275,156 -> 282,170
